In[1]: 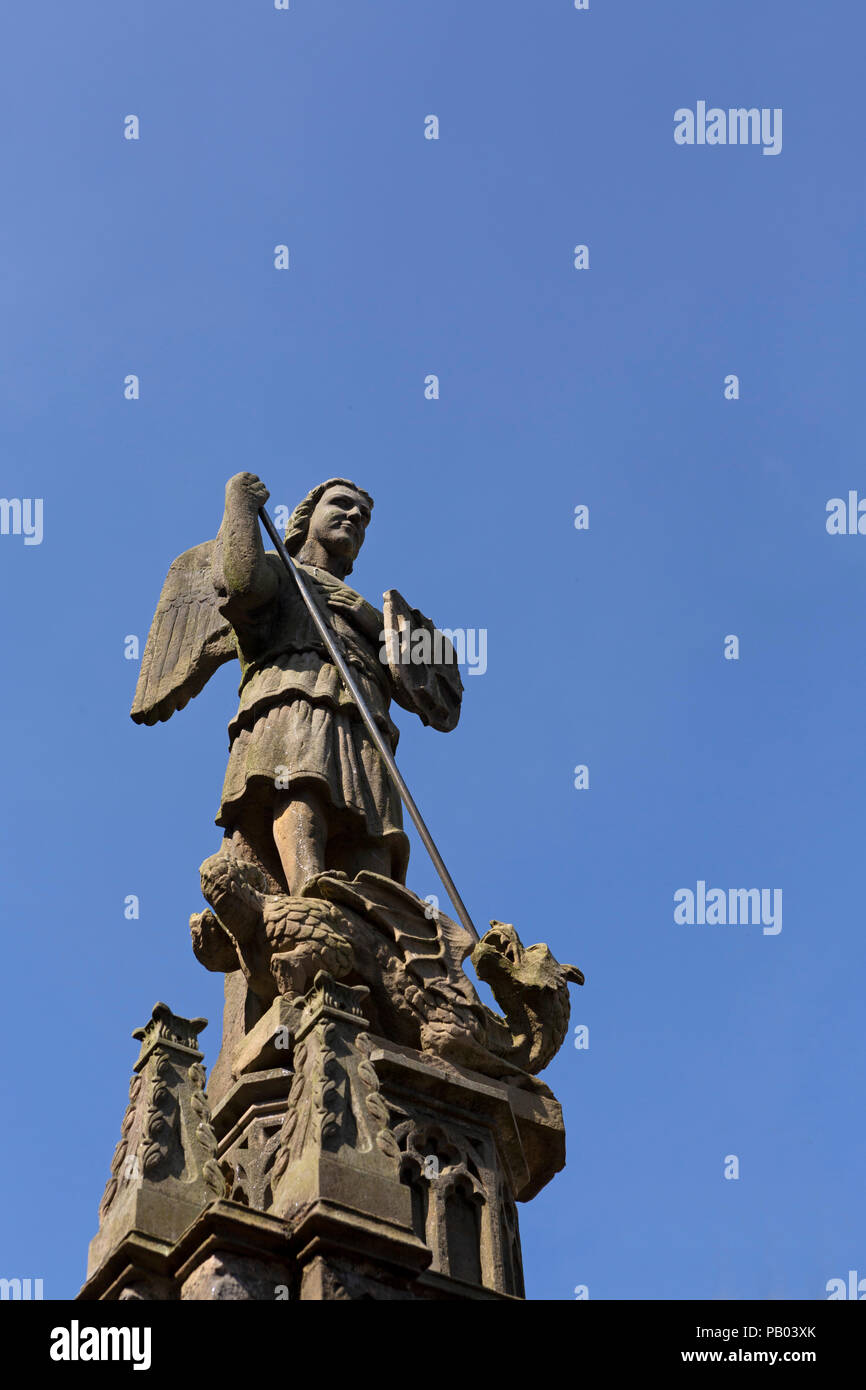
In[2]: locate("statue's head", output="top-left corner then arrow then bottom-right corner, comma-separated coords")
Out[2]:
285,478 -> 373,577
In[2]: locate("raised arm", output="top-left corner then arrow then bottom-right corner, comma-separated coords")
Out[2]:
213,472 -> 277,612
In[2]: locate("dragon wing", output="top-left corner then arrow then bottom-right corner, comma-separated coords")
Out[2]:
130,537 -> 236,726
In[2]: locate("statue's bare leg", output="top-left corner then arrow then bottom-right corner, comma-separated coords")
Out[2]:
272,787 -> 328,894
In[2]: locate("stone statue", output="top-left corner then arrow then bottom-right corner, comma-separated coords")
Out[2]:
82,471 -> 586,1301
132,472 -> 457,892
130,471 -> 582,1088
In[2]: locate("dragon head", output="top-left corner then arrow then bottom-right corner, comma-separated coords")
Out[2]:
470,921 -> 584,1075
472,921 -> 584,1001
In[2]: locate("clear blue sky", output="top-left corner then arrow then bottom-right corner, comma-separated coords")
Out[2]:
1,1 -> 863,1301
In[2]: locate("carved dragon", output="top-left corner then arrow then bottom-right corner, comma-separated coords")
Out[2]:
191,853 -> 583,1088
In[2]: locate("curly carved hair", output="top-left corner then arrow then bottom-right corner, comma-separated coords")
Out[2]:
284,478 -> 374,575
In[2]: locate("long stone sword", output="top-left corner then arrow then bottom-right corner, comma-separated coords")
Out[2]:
257,504 -> 480,943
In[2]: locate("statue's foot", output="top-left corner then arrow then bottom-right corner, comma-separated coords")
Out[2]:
297,869 -> 349,899
200,852 -> 268,945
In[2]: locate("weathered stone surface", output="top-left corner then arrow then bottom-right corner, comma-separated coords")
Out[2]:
207,973 -> 562,1298
198,859 -> 582,1086
180,1254 -> 287,1301
85,1005 -> 224,1281
204,969 -> 251,1112
83,475 -> 584,1300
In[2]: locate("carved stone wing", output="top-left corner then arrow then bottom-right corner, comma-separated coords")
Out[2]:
130,538 -> 236,726
382,589 -> 463,733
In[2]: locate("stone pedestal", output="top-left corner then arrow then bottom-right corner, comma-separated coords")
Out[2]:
80,977 -> 566,1301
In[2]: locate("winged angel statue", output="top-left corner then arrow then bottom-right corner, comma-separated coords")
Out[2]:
132,471 -> 582,1084
132,471 -> 462,891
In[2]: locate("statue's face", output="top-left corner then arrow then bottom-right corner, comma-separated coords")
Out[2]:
307,484 -> 371,564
